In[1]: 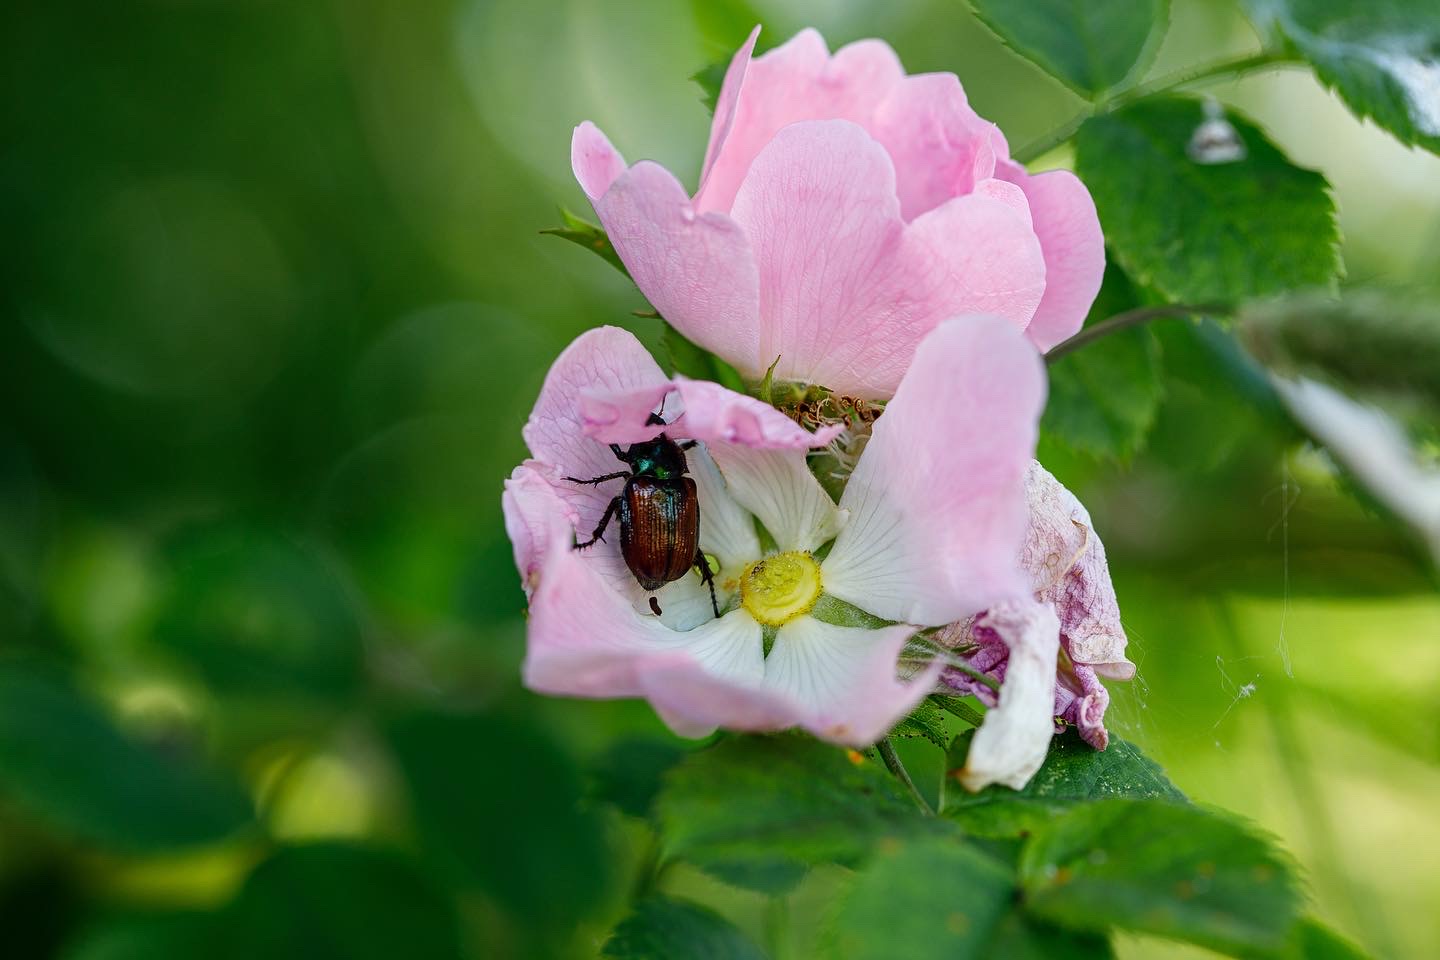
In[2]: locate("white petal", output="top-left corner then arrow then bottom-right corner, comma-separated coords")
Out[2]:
959,599 -> 1060,792
761,617 -> 938,746
707,444 -> 845,553
690,445 -> 760,569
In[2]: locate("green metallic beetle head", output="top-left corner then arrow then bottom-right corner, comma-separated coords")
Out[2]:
623,434 -> 689,480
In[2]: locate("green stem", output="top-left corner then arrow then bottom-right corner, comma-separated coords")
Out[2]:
877,738 -> 933,816
942,658 -> 1002,694
932,694 -> 987,728
764,895 -> 790,960
1112,50 -> 1299,109
630,828 -> 665,901
1013,50 -> 1301,163
1045,302 -> 1232,363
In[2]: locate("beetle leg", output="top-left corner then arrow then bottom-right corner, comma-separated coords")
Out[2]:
609,443 -> 628,462
574,496 -> 622,549
678,440 -> 699,451
563,470 -> 629,486
695,549 -> 721,618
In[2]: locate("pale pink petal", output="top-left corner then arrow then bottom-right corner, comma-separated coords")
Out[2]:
1055,661 -> 1111,750
1024,463 -> 1133,678
697,25 -> 761,197
571,121 -> 629,202
1020,462 -> 1092,595
640,661 -> 807,740
591,161 -> 762,371
694,29 -> 904,215
869,72 -> 1000,220
522,327 -> 669,541
706,445 -> 845,554
959,599 -> 1061,791
823,316 -> 1043,624
762,618 -> 941,746
580,376 -> 842,449
996,161 -> 1105,351
516,471 -> 766,705
729,120 -> 1046,399
502,463 -> 576,599
645,618 -> 938,748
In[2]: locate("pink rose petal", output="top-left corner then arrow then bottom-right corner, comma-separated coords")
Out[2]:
823,315 -> 1044,624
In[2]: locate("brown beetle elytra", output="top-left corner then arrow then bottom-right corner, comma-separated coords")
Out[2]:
565,411 -> 719,618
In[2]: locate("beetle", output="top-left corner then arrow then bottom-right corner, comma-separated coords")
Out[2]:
565,411 -> 720,618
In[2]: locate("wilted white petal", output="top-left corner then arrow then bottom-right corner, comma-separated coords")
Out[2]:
959,599 -> 1060,792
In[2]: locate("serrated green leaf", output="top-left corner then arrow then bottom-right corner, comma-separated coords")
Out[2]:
970,0 -> 1169,95
0,664 -> 253,852
656,735 -> 920,892
1266,917 -> 1373,959
541,207 -> 630,277
602,896 -> 766,960
828,830 -> 1113,958
1020,799 -> 1302,955
1043,262 -> 1164,459
943,730 -> 1185,838
1244,0 -> 1440,155
660,324 -> 748,392
1074,98 -> 1340,304
221,844 -> 464,960
889,700 -> 951,750
828,832 -> 1018,960
986,910 -> 1116,959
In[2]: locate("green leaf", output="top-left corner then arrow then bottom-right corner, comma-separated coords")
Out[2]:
1042,262 -> 1164,459
1268,917 -> 1373,959
0,664 -> 252,851
828,832 -> 1019,960
656,735 -> 920,892
541,207 -> 630,277
221,844 -> 464,960
386,711 -> 612,927
587,736 -> 688,819
943,730 -> 1185,838
1074,98 -> 1340,304
62,913 -> 218,960
1020,799 -> 1302,955
890,700 -> 952,750
660,323 -> 748,392
152,527 -> 363,703
970,0 -> 1169,95
1244,0 -> 1440,154
986,911 -> 1116,959
692,61 -> 728,116
602,896 -> 766,960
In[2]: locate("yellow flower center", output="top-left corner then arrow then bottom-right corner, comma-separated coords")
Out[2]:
739,551 -> 822,627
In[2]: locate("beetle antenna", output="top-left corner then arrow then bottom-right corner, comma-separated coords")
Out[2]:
648,596 -> 663,616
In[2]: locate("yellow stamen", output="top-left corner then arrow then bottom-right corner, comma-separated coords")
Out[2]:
739,551 -> 822,627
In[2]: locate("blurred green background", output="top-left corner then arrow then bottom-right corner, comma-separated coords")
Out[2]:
1,1 -> 1436,958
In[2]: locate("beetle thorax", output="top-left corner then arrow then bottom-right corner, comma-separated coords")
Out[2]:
626,436 -> 688,480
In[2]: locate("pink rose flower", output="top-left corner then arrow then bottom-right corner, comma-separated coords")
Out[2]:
943,464 -> 1136,790
571,26 -> 1103,400
504,316 -> 1044,745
